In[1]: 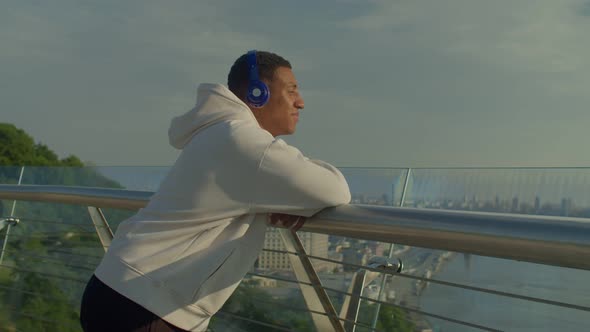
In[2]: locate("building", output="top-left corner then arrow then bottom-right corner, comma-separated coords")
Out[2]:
258,228 -> 334,271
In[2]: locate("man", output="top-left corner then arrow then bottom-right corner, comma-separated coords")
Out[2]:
80,50 -> 351,331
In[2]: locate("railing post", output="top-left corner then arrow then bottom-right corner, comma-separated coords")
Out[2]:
0,166 -> 25,265
278,229 -> 344,332
0,218 -> 20,265
338,257 -> 402,331
370,168 -> 412,329
400,168 -> 412,207
343,270 -> 367,332
87,207 -> 114,252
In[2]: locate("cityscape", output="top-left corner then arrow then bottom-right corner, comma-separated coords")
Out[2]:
249,170 -> 590,331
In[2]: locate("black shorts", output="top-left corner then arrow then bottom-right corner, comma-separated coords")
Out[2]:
80,274 -> 189,332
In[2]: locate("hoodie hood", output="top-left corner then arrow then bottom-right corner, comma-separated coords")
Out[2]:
168,84 -> 257,149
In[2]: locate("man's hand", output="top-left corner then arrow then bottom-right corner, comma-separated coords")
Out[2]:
268,213 -> 306,232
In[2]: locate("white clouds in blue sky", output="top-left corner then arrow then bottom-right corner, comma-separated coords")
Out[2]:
2,0 -> 590,167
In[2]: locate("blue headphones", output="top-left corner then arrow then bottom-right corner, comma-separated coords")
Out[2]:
246,50 -> 270,108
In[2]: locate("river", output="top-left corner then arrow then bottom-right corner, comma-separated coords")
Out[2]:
419,253 -> 590,331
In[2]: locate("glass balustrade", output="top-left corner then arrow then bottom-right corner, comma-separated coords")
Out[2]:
1,166 -> 589,331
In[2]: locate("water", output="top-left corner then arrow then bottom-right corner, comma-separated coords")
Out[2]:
419,254 -> 590,331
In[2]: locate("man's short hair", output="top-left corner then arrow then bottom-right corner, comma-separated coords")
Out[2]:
227,51 -> 292,100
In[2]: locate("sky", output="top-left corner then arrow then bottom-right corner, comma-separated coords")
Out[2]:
2,0 -> 590,167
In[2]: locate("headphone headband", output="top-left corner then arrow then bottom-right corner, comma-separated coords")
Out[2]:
246,51 -> 260,82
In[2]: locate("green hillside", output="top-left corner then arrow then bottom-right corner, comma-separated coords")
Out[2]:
0,123 -> 130,331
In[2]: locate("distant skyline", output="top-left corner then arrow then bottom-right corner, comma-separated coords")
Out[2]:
3,0 -> 590,167
94,166 -> 590,208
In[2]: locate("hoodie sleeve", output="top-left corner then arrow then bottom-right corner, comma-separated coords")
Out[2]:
251,139 -> 351,216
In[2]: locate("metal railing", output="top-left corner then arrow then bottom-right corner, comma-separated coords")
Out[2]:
1,183 -> 590,331
1,184 -> 589,270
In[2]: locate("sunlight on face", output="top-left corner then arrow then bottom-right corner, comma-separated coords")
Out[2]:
253,67 -> 305,137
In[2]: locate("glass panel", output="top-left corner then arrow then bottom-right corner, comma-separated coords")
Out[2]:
21,166 -> 122,188
340,168 -> 408,206
420,252 -> 590,332
408,168 -> 590,216
338,167 -> 590,331
213,277 -> 315,331
0,166 -> 25,219
92,166 -> 171,191
20,166 -> 171,191
0,167 -> 24,185
0,202 -> 102,332
354,298 -> 416,332
0,166 -> 142,330
1,166 -> 590,331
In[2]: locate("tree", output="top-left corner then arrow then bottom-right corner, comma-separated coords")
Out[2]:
0,123 -> 130,331
0,124 -> 36,166
14,273 -> 80,332
211,280 -> 313,331
0,123 -> 83,167
355,301 -> 415,332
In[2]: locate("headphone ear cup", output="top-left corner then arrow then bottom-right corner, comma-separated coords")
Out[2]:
246,80 -> 270,108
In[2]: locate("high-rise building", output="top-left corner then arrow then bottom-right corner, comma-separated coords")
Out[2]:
258,228 -> 333,271
561,197 -> 572,216
511,197 -> 519,212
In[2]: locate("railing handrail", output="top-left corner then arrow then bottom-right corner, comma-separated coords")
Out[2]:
0,184 -> 152,210
1,184 -> 590,271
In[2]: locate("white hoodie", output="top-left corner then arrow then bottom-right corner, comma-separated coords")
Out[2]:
94,84 -> 351,331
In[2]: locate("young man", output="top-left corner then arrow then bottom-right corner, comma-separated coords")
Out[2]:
80,50 -> 351,331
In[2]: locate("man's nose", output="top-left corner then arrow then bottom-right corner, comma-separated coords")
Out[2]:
295,95 -> 304,110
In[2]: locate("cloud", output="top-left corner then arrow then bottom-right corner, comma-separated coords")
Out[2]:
0,0 -> 268,165
2,0 -> 590,167
344,0 -> 590,75
575,1 -> 590,16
